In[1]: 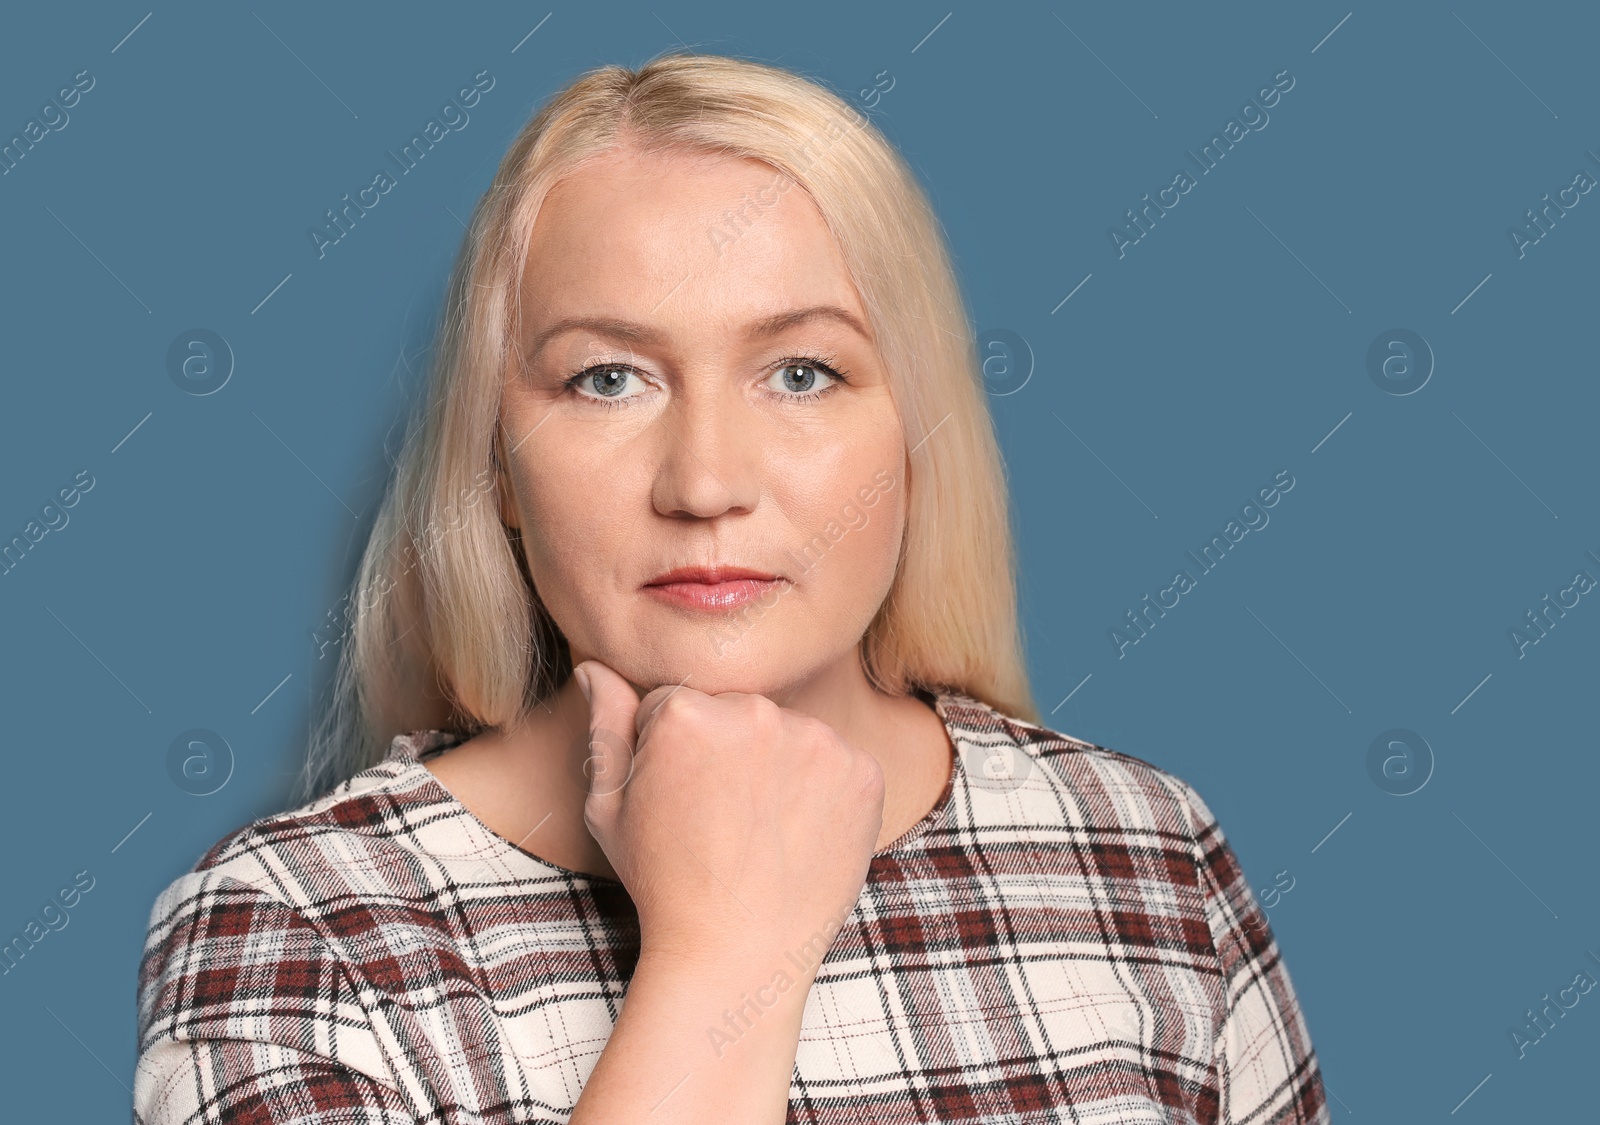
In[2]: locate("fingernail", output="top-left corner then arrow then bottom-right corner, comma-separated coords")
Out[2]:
573,665 -> 591,704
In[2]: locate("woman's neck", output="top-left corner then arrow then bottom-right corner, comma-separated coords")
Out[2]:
426,649 -> 955,881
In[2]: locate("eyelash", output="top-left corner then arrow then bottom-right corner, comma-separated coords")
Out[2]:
561,354 -> 851,411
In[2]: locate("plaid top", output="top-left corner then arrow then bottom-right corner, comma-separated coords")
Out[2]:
134,690 -> 1329,1124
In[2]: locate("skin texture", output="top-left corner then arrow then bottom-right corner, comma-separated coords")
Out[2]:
421,143 -> 960,1121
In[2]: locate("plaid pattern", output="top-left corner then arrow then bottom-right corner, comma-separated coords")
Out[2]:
134,690 -> 1328,1124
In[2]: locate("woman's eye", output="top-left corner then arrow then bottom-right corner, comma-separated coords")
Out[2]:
766,361 -> 839,396
570,366 -> 648,401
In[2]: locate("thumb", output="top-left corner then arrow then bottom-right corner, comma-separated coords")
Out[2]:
573,660 -> 641,804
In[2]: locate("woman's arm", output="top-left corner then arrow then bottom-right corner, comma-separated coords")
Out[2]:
1176,779 -> 1331,1125
134,873 -> 419,1124
135,1038 -> 416,1124
568,661 -> 886,1125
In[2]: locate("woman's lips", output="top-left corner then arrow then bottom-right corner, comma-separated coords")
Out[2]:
642,566 -> 786,612
641,577 -> 785,612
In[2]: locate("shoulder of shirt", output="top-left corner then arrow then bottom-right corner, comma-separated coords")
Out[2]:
152,741 -> 455,916
939,689 -> 1217,843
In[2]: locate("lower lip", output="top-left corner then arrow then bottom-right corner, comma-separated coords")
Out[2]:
642,578 -> 785,611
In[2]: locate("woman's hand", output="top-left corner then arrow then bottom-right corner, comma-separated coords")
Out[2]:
575,659 -> 885,977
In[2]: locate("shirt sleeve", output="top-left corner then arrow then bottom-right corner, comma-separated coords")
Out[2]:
134,870 -> 417,1124
1174,780 -> 1331,1125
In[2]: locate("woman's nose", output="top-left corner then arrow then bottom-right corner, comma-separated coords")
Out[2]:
649,388 -> 764,519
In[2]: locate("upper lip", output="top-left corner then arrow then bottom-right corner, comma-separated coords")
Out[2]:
644,565 -> 780,586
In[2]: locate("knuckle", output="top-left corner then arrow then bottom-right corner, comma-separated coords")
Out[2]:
739,694 -> 783,735
782,714 -> 830,763
654,689 -> 697,729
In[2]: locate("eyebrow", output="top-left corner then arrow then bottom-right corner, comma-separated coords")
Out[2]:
526,304 -> 873,363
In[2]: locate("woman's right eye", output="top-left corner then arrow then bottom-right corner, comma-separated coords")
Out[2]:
566,365 -> 650,404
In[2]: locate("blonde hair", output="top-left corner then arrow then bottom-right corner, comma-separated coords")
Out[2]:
297,50 -> 1037,801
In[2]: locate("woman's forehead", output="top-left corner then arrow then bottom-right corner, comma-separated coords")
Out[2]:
517,149 -> 865,346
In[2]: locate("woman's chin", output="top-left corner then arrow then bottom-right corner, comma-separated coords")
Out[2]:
592,646 -> 807,700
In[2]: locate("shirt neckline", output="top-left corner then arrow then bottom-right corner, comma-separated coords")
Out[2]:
384,689 -> 971,884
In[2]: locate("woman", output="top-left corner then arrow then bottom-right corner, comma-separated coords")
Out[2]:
134,52 -> 1328,1124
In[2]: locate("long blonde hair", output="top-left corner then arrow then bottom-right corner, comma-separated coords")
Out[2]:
296,50 -> 1037,802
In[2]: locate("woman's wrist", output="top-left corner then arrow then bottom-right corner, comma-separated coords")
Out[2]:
633,939 -> 818,1020
638,926 -> 819,982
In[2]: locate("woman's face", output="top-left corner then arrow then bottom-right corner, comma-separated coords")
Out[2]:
496,144 -> 907,697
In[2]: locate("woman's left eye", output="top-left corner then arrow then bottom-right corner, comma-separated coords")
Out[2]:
765,359 -> 844,398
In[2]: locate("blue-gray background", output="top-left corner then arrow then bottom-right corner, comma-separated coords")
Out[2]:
1,1 -> 1594,1119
